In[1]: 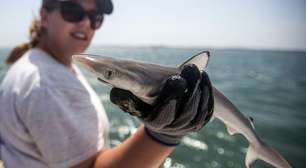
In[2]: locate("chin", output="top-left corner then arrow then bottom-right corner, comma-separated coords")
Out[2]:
71,44 -> 88,54
78,42 -> 90,51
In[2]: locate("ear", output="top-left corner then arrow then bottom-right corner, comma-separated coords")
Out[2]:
40,8 -> 49,27
178,51 -> 210,72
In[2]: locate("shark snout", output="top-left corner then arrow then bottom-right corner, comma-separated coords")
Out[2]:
72,54 -> 86,62
73,54 -> 100,72
73,54 -> 95,65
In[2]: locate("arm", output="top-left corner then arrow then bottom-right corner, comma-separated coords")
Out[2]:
94,126 -> 173,168
71,126 -> 173,168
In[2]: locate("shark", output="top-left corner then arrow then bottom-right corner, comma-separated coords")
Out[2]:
73,51 -> 292,168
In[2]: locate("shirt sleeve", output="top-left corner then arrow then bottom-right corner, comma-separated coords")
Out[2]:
19,84 -> 105,168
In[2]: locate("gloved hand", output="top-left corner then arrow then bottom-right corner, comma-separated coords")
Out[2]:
110,64 -> 214,146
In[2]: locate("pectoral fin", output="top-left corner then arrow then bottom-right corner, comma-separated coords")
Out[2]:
226,125 -> 238,135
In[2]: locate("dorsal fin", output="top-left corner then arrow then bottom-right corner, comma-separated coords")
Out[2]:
179,51 -> 210,71
248,116 -> 255,129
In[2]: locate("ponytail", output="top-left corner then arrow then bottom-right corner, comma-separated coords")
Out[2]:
5,19 -> 43,65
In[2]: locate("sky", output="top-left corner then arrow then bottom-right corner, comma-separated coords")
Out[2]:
0,0 -> 305,51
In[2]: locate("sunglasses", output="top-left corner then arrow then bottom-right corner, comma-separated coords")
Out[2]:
50,1 -> 104,30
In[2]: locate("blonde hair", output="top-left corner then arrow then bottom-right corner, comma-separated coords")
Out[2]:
5,19 -> 43,65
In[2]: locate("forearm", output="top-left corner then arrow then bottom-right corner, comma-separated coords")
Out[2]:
94,125 -> 174,168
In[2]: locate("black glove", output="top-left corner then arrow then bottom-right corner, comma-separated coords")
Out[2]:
110,64 -> 214,146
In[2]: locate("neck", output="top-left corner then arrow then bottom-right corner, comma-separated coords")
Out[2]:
37,39 -> 73,70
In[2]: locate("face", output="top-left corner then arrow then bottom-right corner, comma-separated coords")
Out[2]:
40,0 -> 99,63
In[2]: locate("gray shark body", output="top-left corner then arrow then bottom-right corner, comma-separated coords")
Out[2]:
73,51 -> 291,168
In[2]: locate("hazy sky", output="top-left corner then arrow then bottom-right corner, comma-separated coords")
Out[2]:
0,0 -> 305,50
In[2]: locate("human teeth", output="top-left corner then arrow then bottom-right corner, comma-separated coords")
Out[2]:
73,32 -> 86,40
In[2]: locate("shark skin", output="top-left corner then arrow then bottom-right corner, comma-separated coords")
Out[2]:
73,51 -> 292,168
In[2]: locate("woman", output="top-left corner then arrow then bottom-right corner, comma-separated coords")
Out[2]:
0,0 -> 214,167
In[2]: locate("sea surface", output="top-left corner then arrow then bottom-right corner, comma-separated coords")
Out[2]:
0,47 -> 305,168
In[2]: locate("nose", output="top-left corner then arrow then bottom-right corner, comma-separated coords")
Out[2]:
77,15 -> 91,29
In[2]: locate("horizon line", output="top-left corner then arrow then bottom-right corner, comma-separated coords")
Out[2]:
0,44 -> 305,53
90,44 -> 306,53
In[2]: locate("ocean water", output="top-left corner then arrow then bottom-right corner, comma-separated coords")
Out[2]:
0,47 -> 305,168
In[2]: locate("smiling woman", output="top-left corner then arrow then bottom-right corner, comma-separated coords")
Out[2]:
0,0 -> 115,167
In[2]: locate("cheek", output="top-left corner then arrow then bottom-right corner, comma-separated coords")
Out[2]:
45,13 -> 72,43
89,31 -> 95,40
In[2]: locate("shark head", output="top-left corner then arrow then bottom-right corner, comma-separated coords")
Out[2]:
73,51 -> 210,104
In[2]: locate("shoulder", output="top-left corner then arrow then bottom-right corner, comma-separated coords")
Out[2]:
27,48 -> 82,89
2,48 -> 86,95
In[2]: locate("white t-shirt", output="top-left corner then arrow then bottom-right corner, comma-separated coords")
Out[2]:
0,48 -> 109,168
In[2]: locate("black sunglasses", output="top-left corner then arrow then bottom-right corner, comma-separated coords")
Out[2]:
50,1 -> 104,30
